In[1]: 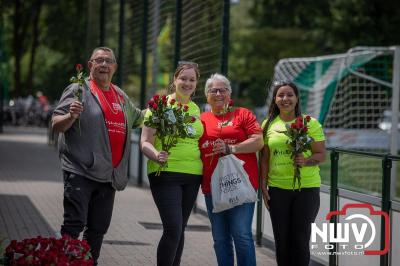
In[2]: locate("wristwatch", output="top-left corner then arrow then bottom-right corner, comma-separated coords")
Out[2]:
230,145 -> 237,154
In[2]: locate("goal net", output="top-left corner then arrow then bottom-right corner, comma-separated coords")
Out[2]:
269,46 -> 395,149
268,46 -> 399,194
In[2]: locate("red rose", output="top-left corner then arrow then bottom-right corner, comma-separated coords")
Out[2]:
170,98 -> 176,105
229,99 -> 234,107
291,123 -> 298,129
162,95 -> 167,106
75,64 -> 83,72
306,115 -> 311,122
152,103 -> 158,110
153,94 -> 160,101
191,116 -> 196,123
183,105 -> 189,112
148,100 -> 154,107
303,127 -> 308,133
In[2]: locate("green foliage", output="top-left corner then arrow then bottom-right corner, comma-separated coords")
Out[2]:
229,0 -> 400,107
229,26 -> 321,107
2,0 -> 400,106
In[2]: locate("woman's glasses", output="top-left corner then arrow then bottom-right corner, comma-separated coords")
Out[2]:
207,88 -> 229,95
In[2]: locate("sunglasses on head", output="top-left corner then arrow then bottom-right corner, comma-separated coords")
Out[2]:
272,80 -> 295,87
178,60 -> 198,68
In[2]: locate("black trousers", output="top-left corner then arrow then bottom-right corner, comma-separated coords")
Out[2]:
61,171 -> 116,264
268,187 -> 320,266
149,172 -> 202,266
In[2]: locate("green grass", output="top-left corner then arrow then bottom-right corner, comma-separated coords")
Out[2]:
320,151 -> 400,201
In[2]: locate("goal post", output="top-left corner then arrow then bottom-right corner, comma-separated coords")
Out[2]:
271,47 -> 395,127
268,46 -> 400,196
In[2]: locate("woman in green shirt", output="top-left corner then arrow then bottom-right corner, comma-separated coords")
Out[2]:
260,81 -> 326,266
140,62 -> 203,266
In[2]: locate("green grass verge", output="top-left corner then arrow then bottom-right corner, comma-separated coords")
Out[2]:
320,151 -> 400,200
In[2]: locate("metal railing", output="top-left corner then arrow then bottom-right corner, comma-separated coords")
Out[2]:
255,147 -> 400,266
327,147 -> 399,266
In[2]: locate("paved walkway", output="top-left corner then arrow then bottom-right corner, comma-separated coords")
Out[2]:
0,126 -> 276,265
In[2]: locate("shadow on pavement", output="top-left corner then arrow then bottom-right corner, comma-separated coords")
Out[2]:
0,194 -> 55,242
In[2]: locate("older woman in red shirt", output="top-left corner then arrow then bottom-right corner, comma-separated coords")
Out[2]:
199,73 -> 263,266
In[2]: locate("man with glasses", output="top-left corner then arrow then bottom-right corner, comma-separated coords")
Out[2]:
52,47 -> 143,265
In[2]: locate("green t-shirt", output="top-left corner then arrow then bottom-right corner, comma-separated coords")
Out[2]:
262,115 -> 325,189
145,99 -> 203,175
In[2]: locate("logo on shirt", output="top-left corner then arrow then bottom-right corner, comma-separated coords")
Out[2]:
105,120 -> 126,130
201,139 -> 236,149
202,140 -> 210,149
218,120 -> 233,128
112,102 -> 122,111
273,149 -> 291,156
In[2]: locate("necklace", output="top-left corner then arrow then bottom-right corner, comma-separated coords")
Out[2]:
99,87 -> 120,115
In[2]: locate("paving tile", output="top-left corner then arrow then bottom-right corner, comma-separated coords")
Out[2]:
0,126 -> 277,266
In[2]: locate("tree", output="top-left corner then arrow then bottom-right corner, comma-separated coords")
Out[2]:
12,0 -> 33,96
229,0 -> 400,107
26,0 -> 43,95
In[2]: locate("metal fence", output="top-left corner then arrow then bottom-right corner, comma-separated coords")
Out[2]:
87,0 -> 230,106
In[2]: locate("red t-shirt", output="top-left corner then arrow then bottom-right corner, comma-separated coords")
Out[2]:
199,107 -> 262,194
90,80 -> 126,167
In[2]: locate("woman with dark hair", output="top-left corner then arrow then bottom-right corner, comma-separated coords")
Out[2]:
140,62 -> 203,266
260,81 -> 326,266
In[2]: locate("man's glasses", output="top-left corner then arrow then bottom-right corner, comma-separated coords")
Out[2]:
91,57 -> 115,65
207,88 -> 229,95
178,60 -> 198,68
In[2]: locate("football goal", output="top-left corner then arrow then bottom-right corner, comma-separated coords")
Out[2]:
268,46 -> 400,195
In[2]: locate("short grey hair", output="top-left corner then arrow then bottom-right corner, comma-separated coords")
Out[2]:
90,47 -> 117,63
204,73 -> 232,96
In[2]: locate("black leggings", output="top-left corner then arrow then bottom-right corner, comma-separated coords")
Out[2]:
149,172 -> 201,266
268,187 -> 320,266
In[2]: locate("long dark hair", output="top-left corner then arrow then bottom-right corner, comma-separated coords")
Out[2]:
262,81 -> 301,138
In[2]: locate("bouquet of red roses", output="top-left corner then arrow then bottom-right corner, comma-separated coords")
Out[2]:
282,115 -> 313,189
144,94 -> 196,175
3,235 -> 93,266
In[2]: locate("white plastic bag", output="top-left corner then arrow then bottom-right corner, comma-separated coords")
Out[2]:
211,154 -> 257,213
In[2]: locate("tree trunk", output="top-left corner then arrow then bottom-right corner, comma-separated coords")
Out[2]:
12,0 -> 32,97
13,0 -> 22,96
26,0 -> 43,95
